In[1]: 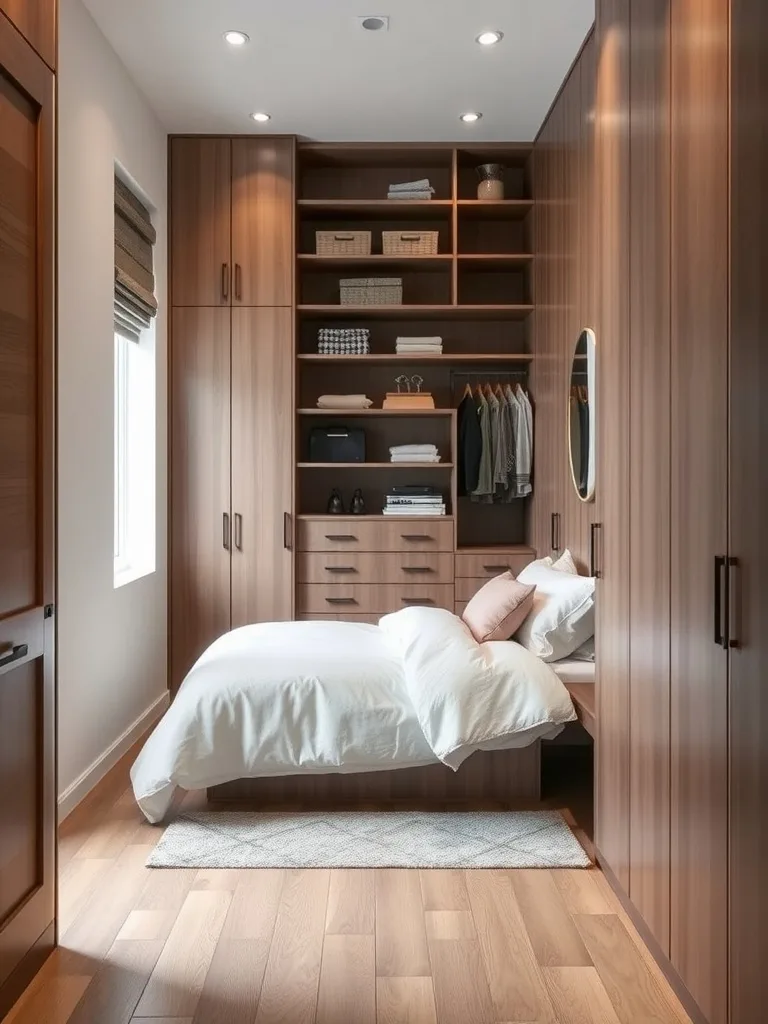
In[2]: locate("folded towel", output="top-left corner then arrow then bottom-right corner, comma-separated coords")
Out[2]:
317,395 -> 373,409
390,455 -> 442,463
388,179 -> 435,193
387,191 -> 434,200
396,344 -> 443,351
389,444 -> 438,454
396,337 -> 443,345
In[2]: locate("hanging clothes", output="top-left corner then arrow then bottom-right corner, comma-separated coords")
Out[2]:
457,389 -> 482,495
493,384 -> 513,498
471,389 -> 494,501
515,383 -> 533,497
502,384 -> 519,502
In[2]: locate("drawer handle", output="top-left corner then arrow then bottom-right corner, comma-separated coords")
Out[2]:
325,534 -> 357,541
400,233 -> 422,241
334,233 -> 355,240
483,564 -> 511,573
401,597 -> 434,606
0,643 -> 29,669
325,566 -> 357,574
401,534 -> 433,542
325,597 -> 358,605
402,566 -> 433,574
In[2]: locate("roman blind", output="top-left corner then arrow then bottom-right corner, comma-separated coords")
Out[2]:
114,175 -> 157,342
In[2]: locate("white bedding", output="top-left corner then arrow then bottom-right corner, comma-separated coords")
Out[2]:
131,609 -> 576,822
550,658 -> 596,685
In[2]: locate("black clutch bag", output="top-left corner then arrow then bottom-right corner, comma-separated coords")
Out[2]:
309,426 -> 366,463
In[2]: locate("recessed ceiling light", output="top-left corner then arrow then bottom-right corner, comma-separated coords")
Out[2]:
358,15 -> 389,31
459,112 -> 483,123
223,30 -> 249,46
476,30 -> 503,46
250,112 -> 271,123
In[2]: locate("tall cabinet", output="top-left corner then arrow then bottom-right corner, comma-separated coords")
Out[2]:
170,137 -> 294,691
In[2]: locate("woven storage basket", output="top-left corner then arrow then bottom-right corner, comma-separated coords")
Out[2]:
382,230 -> 439,256
316,230 -> 372,256
340,278 -> 403,306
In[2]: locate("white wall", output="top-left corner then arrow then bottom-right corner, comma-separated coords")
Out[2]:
58,0 -> 169,815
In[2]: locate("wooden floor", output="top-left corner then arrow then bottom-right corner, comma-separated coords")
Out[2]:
6,744 -> 693,1024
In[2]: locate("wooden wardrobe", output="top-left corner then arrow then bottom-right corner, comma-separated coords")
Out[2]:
169,137 -> 295,691
533,2 -> 767,1022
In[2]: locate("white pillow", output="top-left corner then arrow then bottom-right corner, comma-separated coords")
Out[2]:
571,637 -> 595,662
552,549 -> 578,574
513,562 -> 595,662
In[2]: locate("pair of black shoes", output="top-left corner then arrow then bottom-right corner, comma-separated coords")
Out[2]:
328,488 -> 365,515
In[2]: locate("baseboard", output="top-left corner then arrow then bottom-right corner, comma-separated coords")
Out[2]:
595,849 -> 709,1024
57,690 -> 169,821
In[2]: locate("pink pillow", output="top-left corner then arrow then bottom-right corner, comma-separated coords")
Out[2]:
461,572 -> 537,643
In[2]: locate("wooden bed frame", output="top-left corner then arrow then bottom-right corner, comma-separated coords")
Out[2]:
208,743 -> 541,808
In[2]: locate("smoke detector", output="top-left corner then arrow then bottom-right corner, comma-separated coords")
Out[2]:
358,15 -> 389,32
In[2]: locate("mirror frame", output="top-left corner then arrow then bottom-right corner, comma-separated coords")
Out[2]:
568,327 -> 596,503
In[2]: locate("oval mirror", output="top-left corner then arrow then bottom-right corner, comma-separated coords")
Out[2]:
569,328 -> 596,502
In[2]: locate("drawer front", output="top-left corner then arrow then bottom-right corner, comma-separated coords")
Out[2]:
298,518 -> 454,553
298,613 -> 381,625
297,584 -> 454,615
455,578 -> 491,603
297,551 -> 454,585
455,601 -> 469,618
455,549 -> 534,579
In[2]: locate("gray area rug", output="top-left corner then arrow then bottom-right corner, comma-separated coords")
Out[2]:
147,810 -> 591,869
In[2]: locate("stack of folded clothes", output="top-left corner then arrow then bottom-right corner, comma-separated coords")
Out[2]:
395,336 -> 443,356
387,178 -> 435,200
317,328 -> 370,355
389,444 -> 441,463
316,395 -> 373,410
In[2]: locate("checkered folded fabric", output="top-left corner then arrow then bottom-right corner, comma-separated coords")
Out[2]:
317,328 -> 371,355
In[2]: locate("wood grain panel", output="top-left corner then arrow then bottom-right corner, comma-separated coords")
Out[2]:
170,307 -> 231,691
326,870 -> 374,935
669,2 -> 729,1021
375,871 -> 430,978
316,935 -> 376,1024
729,1 -> 768,1020
454,548 -> 535,578
170,138 -> 231,306
376,978 -> 437,1024
297,516 -> 454,552
0,0 -> 56,69
510,871 -> 592,968
231,139 -> 293,306
594,0 -> 631,892
419,872 -> 470,912
298,551 -> 454,585
543,967 -> 621,1024
296,583 -> 454,615
427,937 -> 496,1024
627,0 -> 672,958
231,307 -> 293,625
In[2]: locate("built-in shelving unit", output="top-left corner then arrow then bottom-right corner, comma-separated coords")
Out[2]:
295,142 -> 535,547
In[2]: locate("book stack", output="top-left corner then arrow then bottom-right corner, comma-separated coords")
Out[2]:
383,486 -> 446,517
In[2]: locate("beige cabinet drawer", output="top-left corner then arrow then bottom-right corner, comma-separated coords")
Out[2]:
297,551 -> 454,585
297,584 -> 455,615
455,601 -> 469,618
298,517 -> 454,553
455,547 -> 535,579
298,613 -> 381,625
455,578 -> 489,603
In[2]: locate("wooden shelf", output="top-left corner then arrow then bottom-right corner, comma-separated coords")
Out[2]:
457,200 -> 535,219
299,254 -> 453,269
297,305 -> 535,320
297,462 -> 454,469
298,408 -> 454,416
298,199 -> 453,217
297,353 -> 534,364
297,513 -> 455,522
458,254 -> 535,267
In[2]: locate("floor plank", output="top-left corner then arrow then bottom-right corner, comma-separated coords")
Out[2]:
424,910 -> 476,941
543,967 -> 622,1024
253,869 -> 330,1024
510,871 -> 593,967
57,857 -> 112,933
551,870 -> 613,916
326,869 -> 375,935
419,870 -> 470,911
3,951 -> 93,1024
465,870 -> 556,1024
428,937 -> 496,1024
376,978 -> 438,1024
574,915 -> 682,1024
133,890 -> 231,1017
375,871 -> 431,978
316,934 -> 376,1024
66,939 -> 164,1024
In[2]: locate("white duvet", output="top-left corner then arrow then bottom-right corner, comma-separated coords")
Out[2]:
131,608 -> 576,822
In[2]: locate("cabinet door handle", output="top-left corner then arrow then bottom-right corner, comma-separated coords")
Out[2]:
235,263 -> 242,301
401,534 -> 432,542
221,263 -> 229,300
402,566 -> 433,574
590,522 -> 603,578
726,556 -> 739,648
325,597 -> 357,605
550,512 -> 558,552
483,564 -> 511,573
0,644 -> 28,669
223,512 -> 230,551
284,513 -> 292,551
401,597 -> 435,606
714,555 -> 726,648
325,534 -> 357,542
325,566 -> 357,574
234,513 -> 243,551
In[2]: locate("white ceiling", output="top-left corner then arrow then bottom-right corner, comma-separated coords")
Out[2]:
81,0 -> 594,141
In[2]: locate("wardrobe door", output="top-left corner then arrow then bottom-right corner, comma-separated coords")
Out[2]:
231,307 -> 294,626
231,139 -> 294,307
170,137 -> 231,307
628,0 -> 671,956
729,0 -> 768,1018
669,1 -> 729,1022
0,28 -> 55,1012
594,0 -> 631,891
0,0 -> 56,69
170,308 -> 232,692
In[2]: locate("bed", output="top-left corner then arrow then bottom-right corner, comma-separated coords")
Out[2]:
131,607 -> 579,822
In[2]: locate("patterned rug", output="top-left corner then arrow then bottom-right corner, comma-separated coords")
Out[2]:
146,810 -> 591,869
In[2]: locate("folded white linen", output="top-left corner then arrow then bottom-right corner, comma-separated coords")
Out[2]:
390,455 -> 441,463
389,444 -> 438,454
317,394 -> 373,409
388,179 -> 435,193
396,337 -> 443,345
396,347 -> 443,355
387,192 -> 433,200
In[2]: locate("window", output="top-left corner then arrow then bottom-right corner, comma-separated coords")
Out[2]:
113,170 -> 158,587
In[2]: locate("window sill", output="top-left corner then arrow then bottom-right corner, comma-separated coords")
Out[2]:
114,562 -> 155,590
